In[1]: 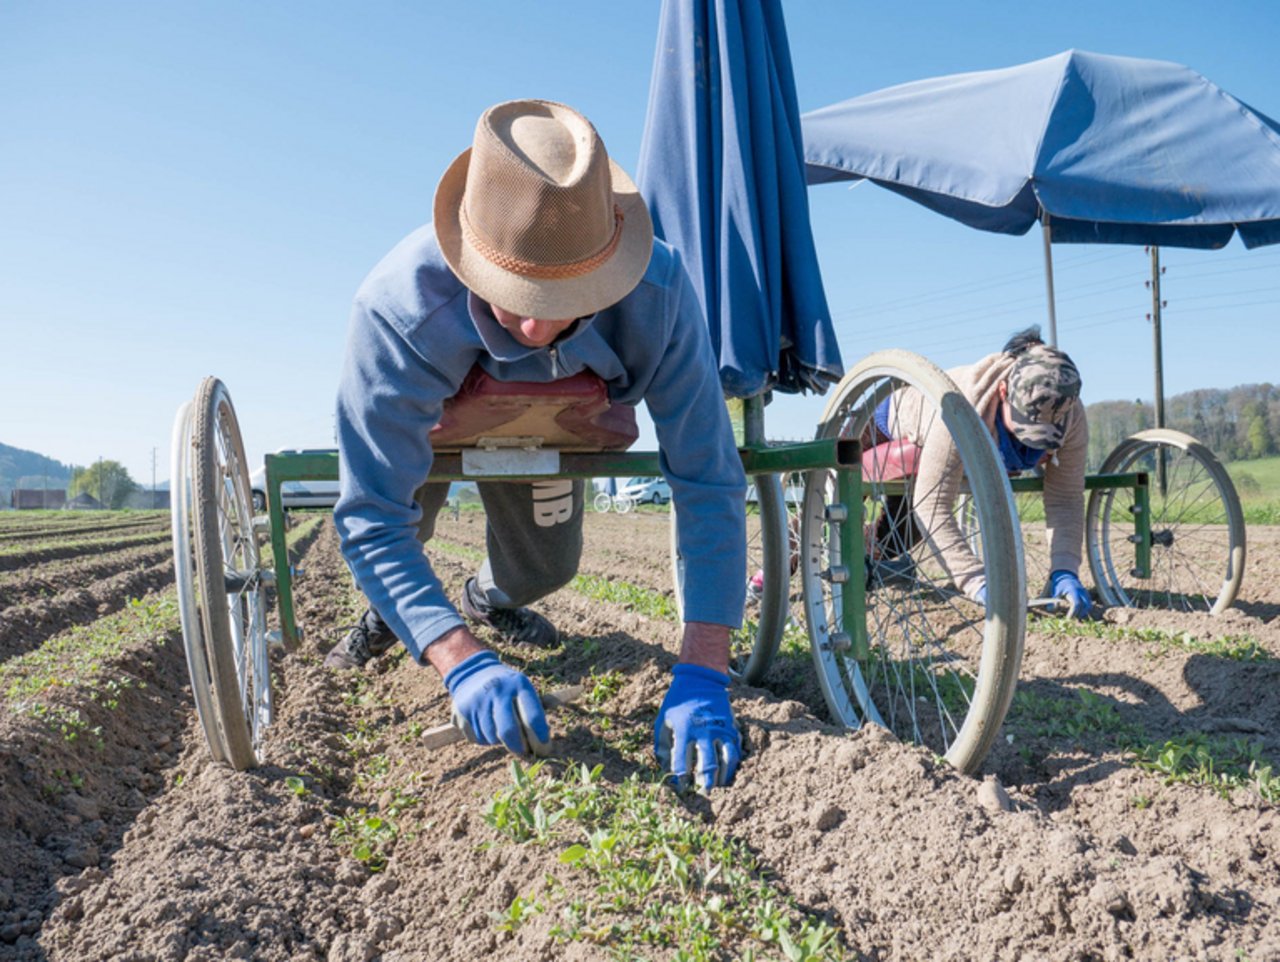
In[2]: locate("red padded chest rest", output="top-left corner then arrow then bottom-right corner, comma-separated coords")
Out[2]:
429,366 -> 638,452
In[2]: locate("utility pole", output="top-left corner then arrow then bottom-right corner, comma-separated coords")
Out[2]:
97,456 -> 103,509
1146,247 -> 1169,498
152,447 -> 158,508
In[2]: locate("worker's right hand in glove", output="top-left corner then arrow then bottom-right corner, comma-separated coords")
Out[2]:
444,650 -> 550,756
653,664 -> 741,792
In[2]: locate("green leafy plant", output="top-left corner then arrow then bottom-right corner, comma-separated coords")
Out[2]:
483,761 -> 848,960
1132,734 -> 1278,803
491,894 -> 544,933
284,775 -> 308,797
331,810 -> 400,872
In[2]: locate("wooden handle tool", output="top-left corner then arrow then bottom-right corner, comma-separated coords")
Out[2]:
421,684 -> 585,750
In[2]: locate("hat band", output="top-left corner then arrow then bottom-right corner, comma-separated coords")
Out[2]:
460,205 -> 625,281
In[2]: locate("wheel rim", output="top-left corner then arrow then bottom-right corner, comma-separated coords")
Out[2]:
190,378 -> 271,768
170,400 -> 228,763
803,350 -> 1024,773
1088,430 -> 1245,614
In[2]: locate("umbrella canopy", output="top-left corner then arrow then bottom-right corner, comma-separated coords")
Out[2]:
802,49 -> 1280,250
637,0 -> 842,398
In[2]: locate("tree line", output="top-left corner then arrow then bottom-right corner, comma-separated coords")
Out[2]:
1086,382 -> 1279,469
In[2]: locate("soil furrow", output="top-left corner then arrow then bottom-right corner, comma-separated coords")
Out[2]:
0,542 -> 173,609
1,513 -> 1278,961
0,532 -> 172,574
0,518 -> 166,547
0,589 -> 198,961
0,557 -> 176,663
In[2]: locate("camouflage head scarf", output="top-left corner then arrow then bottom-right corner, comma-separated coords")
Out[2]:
1005,344 -> 1081,450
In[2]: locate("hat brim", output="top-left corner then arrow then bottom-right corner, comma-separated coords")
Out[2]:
433,148 -> 654,319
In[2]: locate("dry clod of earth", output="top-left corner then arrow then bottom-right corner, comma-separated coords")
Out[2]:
0,513 -> 1277,960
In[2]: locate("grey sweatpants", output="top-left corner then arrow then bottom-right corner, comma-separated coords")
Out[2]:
412,478 -> 584,609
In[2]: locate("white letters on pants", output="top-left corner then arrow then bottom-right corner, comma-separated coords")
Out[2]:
531,480 -> 574,527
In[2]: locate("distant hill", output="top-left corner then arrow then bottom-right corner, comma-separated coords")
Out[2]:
0,442 -> 74,500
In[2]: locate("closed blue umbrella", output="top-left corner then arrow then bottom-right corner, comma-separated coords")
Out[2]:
637,0 -> 842,398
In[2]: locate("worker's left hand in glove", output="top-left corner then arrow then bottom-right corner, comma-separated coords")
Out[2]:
1050,569 -> 1093,619
444,650 -> 550,756
653,663 -> 741,792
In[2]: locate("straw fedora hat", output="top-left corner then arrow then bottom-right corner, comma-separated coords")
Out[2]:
434,100 -> 654,320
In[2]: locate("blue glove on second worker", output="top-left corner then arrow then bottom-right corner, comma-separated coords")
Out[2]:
1050,569 -> 1093,619
654,664 -> 741,792
444,650 -> 550,756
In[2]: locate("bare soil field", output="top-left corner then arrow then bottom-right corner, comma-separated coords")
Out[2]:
1,509 -> 1278,961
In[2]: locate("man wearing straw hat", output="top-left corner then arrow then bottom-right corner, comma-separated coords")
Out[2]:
328,100 -> 747,792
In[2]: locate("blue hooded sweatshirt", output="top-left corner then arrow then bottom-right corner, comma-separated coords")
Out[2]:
334,225 -> 747,662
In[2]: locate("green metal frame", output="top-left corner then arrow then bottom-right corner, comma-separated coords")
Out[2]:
262,395 -> 859,647
1007,470 -> 1153,580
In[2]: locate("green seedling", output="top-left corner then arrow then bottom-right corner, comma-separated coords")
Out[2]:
1132,734 -> 1278,803
490,894 -> 544,933
284,775 -> 308,797
587,668 -> 626,706
485,760 -> 848,960
331,810 -> 400,872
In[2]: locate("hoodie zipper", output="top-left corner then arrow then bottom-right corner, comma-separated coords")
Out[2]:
548,346 -> 560,378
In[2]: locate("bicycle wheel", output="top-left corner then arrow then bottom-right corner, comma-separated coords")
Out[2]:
190,377 -> 272,769
802,350 -> 1024,774
1087,429 -> 1245,615
670,474 -> 788,684
592,491 -> 613,513
614,495 -> 633,515
170,399 -> 228,764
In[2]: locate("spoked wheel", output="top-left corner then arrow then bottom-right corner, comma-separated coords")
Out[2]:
170,400 -> 228,764
592,491 -> 613,513
802,350 -> 1024,774
1087,429 -> 1245,615
670,474 -> 788,684
172,377 -> 271,769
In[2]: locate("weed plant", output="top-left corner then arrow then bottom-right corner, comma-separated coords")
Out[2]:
1,595 -> 176,704
1031,615 -> 1270,661
482,760 -> 846,961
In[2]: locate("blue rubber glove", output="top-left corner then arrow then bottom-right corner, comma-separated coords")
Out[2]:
1050,569 -> 1093,619
654,664 -> 741,792
443,651 -> 550,756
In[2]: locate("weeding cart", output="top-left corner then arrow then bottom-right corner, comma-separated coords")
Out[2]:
169,345 -> 1044,776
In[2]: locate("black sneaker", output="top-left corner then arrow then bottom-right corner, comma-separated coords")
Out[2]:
865,554 -> 917,590
324,608 -> 399,670
460,578 -> 559,648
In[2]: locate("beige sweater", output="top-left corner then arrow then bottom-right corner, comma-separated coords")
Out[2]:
889,352 -> 1088,597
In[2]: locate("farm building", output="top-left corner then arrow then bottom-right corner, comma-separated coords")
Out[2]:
9,488 -> 67,509
63,492 -> 104,510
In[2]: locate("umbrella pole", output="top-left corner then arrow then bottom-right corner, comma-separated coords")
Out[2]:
1041,216 -> 1059,346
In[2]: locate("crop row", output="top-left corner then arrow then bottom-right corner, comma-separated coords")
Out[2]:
0,510 -> 166,540
0,541 -> 172,609
0,530 -> 172,573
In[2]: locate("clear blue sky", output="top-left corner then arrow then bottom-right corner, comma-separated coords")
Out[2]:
2,1 -> 1278,485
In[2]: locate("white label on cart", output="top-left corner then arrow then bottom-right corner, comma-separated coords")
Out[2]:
462,449 -> 561,476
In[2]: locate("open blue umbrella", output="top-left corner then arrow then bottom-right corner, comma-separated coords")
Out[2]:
637,0 -> 842,398
802,49 -> 1280,345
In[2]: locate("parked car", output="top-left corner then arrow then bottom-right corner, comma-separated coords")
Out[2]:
617,477 -> 671,505
249,453 -> 340,511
